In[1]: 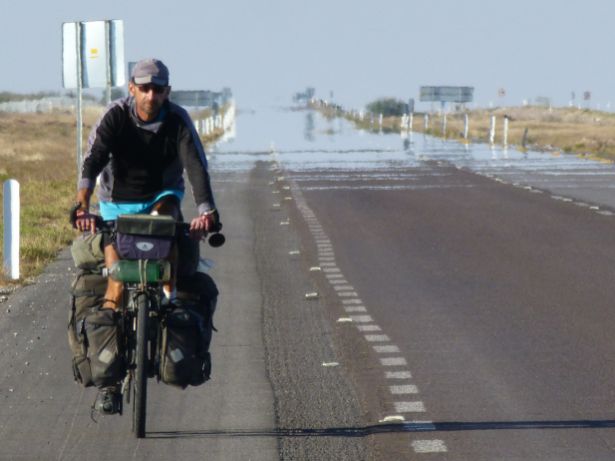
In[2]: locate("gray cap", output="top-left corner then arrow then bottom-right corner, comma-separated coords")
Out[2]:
131,58 -> 169,86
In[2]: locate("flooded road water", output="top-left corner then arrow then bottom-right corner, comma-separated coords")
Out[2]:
212,107 -> 615,214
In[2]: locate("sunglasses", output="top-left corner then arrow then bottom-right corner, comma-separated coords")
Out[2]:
136,84 -> 167,94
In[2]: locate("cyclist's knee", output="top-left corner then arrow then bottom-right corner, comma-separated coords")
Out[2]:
151,196 -> 181,219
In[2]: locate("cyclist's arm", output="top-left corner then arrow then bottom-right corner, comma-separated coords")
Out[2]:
77,104 -> 122,205
177,115 -> 217,216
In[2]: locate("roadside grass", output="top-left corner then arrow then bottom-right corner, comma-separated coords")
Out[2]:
315,103 -> 615,161
0,111 -> 86,288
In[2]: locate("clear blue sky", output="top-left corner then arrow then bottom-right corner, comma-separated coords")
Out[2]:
1,0 -> 613,110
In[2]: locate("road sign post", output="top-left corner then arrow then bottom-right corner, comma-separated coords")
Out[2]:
62,20 -> 125,180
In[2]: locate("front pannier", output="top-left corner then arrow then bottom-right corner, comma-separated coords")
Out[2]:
160,272 -> 218,388
160,307 -> 209,388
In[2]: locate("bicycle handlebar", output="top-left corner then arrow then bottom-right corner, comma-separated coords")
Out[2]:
70,206 -> 225,247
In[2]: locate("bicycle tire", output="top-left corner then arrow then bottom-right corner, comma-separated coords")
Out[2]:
133,292 -> 149,438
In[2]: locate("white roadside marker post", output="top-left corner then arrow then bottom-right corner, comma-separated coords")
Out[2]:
489,115 -> 496,146
464,113 -> 469,140
3,179 -> 20,280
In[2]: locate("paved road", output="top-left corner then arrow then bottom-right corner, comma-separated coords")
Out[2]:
278,154 -> 615,460
0,171 -> 282,460
4,108 -> 615,460
0,160 -> 368,461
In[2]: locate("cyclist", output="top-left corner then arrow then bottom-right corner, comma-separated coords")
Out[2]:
72,58 -> 219,413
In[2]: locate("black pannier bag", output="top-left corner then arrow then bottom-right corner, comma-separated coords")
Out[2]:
84,309 -> 125,387
159,307 -> 207,388
68,270 -> 126,388
67,270 -> 107,386
160,272 -> 218,388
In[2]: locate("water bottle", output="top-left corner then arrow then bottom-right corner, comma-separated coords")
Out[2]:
104,260 -> 170,283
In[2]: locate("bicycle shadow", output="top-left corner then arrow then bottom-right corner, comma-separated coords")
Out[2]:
146,419 -> 615,439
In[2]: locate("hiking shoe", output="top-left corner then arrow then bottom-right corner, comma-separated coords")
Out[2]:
93,387 -> 121,415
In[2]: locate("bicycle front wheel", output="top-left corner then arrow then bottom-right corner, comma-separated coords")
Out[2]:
132,292 -> 149,438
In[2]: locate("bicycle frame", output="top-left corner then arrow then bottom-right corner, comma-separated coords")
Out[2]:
109,214 -> 177,438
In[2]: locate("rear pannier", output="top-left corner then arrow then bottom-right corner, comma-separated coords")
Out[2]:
84,308 -> 125,387
68,270 -> 125,388
67,271 -> 107,386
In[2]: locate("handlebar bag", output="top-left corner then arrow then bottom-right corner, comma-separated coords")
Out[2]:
116,233 -> 173,260
116,214 -> 176,260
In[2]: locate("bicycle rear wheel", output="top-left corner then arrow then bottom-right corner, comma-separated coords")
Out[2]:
132,292 -> 149,438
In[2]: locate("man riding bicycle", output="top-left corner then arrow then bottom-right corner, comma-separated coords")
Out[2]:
72,58 -> 219,414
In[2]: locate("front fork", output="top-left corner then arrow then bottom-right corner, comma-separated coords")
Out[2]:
120,288 -> 162,404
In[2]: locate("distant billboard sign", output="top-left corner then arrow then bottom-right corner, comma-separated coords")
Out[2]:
171,90 -> 215,108
62,20 -> 125,88
419,86 -> 474,103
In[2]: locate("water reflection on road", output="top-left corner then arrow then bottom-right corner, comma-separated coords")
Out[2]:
210,108 -> 615,209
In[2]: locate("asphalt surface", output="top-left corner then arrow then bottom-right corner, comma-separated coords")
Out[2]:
281,157 -> 615,460
5,108 -> 615,460
0,171 -> 280,460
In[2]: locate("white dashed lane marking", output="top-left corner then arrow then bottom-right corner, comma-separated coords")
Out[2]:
357,324 -> 382,332
342,298 -> 363,304
394,401 -> 426,413
293,183 -> 449,456
333,285 -> 355,291
380,357 -> 407,366
329,279 -> 349,285
349,315 -> 373,323
412,440 -> 448,453
364,334 -> 390,342
344,305 -> 367,313
386,371 -> 412,379
373,345 -> 401,353
389,385 -> 419,394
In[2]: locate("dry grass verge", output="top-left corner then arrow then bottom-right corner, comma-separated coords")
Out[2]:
315,103 -> 615,162
0,111 -> 94,289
